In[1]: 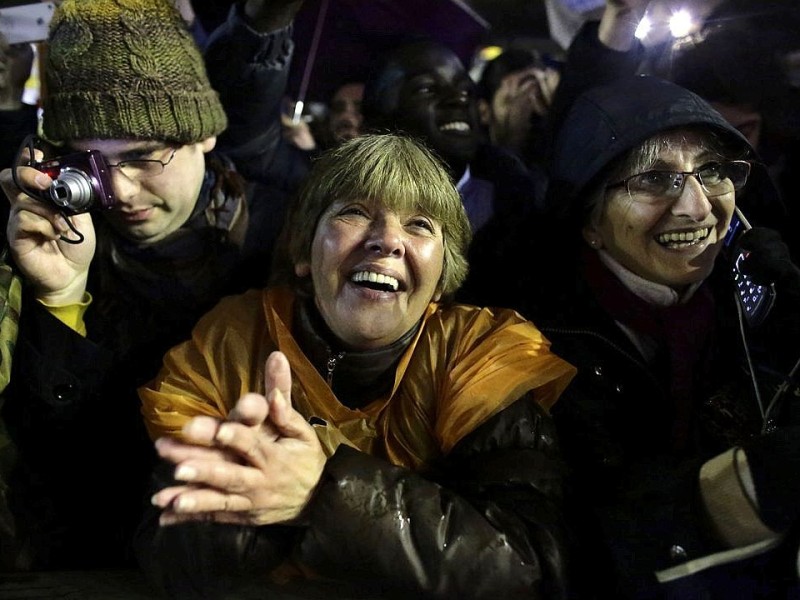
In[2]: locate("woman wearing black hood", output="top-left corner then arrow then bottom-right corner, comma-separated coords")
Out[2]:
460,1 -> 800,596
528,72 -> 800,599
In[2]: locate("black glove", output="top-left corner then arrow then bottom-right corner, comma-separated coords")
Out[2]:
735,227 -> 800,289
744,426 -> 800,532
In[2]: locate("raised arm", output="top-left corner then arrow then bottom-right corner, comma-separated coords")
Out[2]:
203,0 -> 304,181
546,0 -> 648,155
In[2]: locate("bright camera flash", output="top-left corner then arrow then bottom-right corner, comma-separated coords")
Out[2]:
635,15 -> 652,40
669,9 -> 693,38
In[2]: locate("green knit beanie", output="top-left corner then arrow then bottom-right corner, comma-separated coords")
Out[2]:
42,0 -> 227,144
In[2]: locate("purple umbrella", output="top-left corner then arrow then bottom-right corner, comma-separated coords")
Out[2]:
287,0 -> 491,108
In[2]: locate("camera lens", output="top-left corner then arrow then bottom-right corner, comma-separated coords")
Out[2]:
49,167 -> 95,213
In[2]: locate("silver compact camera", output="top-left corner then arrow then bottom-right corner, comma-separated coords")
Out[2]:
32,149 -> 116,214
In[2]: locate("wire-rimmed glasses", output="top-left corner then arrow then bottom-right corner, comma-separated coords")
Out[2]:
107,147 -> 179,179
606,160 -> 751,204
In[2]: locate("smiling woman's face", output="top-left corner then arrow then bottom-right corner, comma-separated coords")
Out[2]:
584,131 -> 736,290
295,198 -> 445,350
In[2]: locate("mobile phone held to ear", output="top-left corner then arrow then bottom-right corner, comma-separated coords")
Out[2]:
723,206 -> 777,327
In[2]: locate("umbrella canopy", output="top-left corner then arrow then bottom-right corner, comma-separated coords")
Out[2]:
287,0 -> 491,104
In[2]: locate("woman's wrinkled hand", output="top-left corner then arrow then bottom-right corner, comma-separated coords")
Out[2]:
151,351 -> 327,526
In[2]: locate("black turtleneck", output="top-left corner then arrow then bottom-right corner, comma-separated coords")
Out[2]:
293,298 -> 420,409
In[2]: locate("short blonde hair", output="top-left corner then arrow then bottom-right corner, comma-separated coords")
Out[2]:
273,134 -> 471,299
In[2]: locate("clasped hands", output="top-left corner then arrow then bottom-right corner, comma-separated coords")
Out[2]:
151,351 -> 327,527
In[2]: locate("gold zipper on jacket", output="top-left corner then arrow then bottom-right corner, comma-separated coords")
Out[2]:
326,350 -> 345,386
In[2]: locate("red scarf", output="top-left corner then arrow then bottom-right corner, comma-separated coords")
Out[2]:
582,249 -> 716,451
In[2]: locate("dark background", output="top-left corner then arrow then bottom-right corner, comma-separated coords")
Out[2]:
187,0 -> 554,40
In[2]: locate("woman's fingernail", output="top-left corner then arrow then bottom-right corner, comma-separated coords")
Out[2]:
175,465 -> 196,481
182,418 -> 204,437
216,425 -> 233,443
176,496 -> 196,511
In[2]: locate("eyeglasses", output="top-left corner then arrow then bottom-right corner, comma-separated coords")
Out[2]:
606,160 -> 751,204
106,147 -> 179,179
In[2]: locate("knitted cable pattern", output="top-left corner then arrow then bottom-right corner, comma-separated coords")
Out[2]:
42,0 -> 227,144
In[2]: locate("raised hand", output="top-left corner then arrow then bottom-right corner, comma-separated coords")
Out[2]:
599,0 -> 650,51
493,66 -> 561,124
281,112 -> 318,151
152,351 -> 327,526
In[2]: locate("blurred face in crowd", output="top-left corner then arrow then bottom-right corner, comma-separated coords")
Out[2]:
584,130 -> 737,291
70,137 -> 216,245
0,36 -> 34,106
296,197 -> 445,350
328,82 -> 364,144
710,101 -> 762,151
383,43 -> 482,172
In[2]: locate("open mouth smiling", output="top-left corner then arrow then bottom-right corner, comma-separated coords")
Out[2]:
439,121 -> 471,133
351,270 -> 401,293
655,227 -> 712,248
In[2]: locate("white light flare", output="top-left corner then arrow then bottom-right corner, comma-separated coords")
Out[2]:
669,9 -> 694,38
635,15 -> 652,40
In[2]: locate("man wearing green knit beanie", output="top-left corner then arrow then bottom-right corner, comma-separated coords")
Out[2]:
38,0 -> 231,246
0,0 -> 305,576
43,0 -> 229,148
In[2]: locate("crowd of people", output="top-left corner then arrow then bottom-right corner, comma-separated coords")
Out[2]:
0,0 -> 799,598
